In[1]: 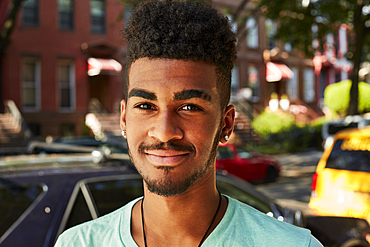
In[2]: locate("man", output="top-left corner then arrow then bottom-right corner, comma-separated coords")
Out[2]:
55,1 -> 322,246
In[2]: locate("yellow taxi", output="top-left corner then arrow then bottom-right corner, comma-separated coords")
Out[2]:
309,126 -> 370,223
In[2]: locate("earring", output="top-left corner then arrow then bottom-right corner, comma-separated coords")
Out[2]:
122,130 -> 126,136
224,135 -> 229,141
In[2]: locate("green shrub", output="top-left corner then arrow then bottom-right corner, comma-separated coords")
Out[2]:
324,80 -> 370,116
251,111 -> 295,139
251,111 -> 324,154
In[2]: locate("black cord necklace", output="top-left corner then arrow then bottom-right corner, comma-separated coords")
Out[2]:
141,191 -> 222,247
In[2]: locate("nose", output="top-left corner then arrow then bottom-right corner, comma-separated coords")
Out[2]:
148,109 -> 183,142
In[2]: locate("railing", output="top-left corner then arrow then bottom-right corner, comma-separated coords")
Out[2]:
89,98 -> 108,113
230,96 -> 257,122
4,100 -> 33,141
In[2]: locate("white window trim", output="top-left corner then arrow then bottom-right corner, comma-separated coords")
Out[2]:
303,68 -> 315,103
287,67 -> 299,100
248,64 -> 260,102
22,57 -> 41,112
58,59 -> 76,112
246,17 -> 259,48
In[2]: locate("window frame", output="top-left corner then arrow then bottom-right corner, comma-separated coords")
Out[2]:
21,57 -> 41,112
58,0 -> 74,31
287,67 -> 299,100
57,174 -> 142,237
90,0 -> 106,34
57,59 -> 76,112
246,17 -> 259,49
247,64 -> 260,102
303,68 -> 315,103
22,0 -> 39,27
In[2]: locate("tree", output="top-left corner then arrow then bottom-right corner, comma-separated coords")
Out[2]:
258,0 -> 370,116
0,0 -> 25,112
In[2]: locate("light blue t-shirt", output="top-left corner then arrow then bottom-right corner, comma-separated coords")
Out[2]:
55,196 -> 322,246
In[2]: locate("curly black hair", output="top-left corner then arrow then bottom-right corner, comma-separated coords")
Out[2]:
123,0 -> 237,110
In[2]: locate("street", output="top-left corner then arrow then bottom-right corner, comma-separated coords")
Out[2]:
254,150 -> 323,212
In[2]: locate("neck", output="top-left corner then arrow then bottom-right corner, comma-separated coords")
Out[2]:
131,169 -> 227,247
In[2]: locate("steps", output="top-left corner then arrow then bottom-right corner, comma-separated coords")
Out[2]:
0,113 -> 27,154
85,113 -> 121,140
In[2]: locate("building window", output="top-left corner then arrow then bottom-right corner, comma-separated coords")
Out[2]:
231,65 -> 239,95
287,67 -> 298,99
91,0 -> 105,34
265,19 -> 276,49
124,5 -> 133,27
246,17 -> 258,48
248,65 -> 260,101
58,60 -> 75,110
22,58 -> 40,110
22,0 -> 39,26
58,0 -> 74,30
303,68 -> 315,103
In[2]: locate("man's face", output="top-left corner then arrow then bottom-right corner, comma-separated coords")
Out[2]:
121,58 -> 229,196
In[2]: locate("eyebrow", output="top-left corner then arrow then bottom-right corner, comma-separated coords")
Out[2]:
174,90 -> 212,102
128,89 -> 157,100
128,88 -> 212,102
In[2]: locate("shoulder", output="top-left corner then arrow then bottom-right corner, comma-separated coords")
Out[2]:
208,196 -> 322,247
54,198 -> 140,247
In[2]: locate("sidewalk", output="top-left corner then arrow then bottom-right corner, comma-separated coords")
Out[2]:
273,150 -> 323,177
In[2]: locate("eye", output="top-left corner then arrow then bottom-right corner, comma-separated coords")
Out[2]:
134,103 -> 157,111
180,104 -> 203,112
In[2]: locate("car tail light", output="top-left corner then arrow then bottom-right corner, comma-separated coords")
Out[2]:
365,233 -> 370,244
311,173 -> 318,192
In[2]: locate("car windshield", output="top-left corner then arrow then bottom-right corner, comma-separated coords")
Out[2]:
326,138 -> 370,172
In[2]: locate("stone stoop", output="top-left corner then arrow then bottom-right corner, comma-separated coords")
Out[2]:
86,113 -> 121,139
0,113 -> 27,153
232,111 -> 261,146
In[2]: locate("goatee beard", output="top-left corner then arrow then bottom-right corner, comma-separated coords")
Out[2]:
128,123 -> 222,197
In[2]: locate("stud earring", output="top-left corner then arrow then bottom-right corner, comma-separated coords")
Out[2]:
224,135 -> 229,141
122,130 -> 126,136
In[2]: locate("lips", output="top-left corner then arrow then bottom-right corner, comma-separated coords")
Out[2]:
145,150 -> 190,166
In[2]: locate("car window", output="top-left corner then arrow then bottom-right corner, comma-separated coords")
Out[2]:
216,180 -> 271,213
64,177 -> 143,231
64,189 -> 93,230
217,146 -> 234,159
326,139 -> 370,172
0,183 -> 44,237
87,178 -> 143,216
237,149 -> 253,159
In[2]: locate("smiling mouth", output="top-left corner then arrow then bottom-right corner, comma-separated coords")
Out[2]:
145,151 -> 190,166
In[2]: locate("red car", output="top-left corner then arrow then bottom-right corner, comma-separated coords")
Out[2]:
216,143 -> 281,183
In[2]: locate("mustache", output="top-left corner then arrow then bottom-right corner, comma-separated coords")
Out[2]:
138,141 -> 195,154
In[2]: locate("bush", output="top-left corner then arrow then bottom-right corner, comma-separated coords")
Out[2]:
324,80 -> 370,116
251,111 -> 324,154
251,111 -> 295,139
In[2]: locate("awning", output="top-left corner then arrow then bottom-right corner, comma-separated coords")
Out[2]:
87,58 -> 122,76
266,62 -> 294,82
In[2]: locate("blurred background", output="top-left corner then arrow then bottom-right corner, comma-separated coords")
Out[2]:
1,0 -> 370,246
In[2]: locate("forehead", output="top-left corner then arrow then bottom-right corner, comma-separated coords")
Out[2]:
128,58 -> 218,96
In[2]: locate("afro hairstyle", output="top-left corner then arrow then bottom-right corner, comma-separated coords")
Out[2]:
122,0 -> 237,110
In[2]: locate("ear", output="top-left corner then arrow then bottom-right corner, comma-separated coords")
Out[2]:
220,105 -> 235,144
120,100 -> 127,132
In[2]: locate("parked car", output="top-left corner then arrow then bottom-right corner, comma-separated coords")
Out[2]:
216,143 -> 281,183
27,136 -> 128,155
309,126 -> 370,224
1,153 -> 369,247
0,153 -> 299,247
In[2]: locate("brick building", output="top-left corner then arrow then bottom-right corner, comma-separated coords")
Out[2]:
2,0 -> 352,142
1,0 -> 125,137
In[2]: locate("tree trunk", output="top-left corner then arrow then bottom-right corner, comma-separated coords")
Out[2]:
347,4 -> 364,116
